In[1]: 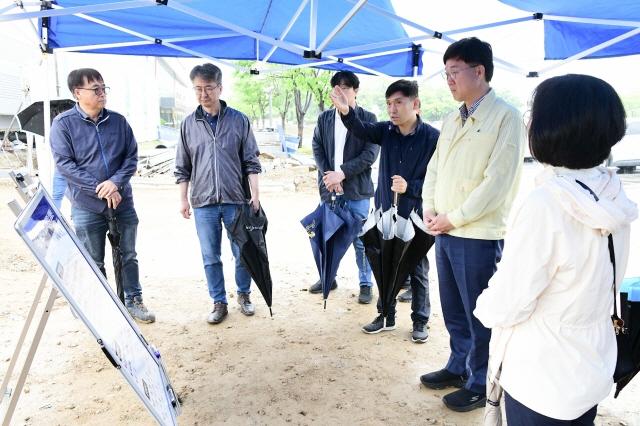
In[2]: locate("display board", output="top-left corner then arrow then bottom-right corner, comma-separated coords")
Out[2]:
14,187 -> 180,426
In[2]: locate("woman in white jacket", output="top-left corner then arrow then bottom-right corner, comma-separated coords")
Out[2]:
474,74 -> 638,425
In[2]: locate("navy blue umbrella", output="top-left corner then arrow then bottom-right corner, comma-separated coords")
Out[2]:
301,196 -> 361,308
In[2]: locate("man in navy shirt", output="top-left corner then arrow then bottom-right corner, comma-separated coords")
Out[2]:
330,80 -> 439,343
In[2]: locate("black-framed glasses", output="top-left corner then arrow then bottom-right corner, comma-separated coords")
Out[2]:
441,64 -> 479,81
76,86 -> 110,95
193,84 -> 220,95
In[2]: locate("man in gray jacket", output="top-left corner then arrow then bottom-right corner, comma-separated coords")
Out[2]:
311,71 -> 380,304
175,63 -> 262,325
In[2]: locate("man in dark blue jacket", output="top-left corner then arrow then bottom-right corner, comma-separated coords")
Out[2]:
310,71 -> 380,304
331,79 -> 439,343
50,68 -> 154,323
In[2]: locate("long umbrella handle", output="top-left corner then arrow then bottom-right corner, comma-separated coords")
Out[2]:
393,191 -> 399,208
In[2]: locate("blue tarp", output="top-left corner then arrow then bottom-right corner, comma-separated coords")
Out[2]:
44,0 -> 422,76
502,0 -> 640,59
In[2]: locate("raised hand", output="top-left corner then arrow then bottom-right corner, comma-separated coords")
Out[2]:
329,86 -> 350,115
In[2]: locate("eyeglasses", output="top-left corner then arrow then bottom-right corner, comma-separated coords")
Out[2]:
441,65 -> 479,81
76,86 -> 110,95
193,84 -> 220,95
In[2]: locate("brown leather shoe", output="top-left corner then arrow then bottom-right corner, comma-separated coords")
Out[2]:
207,302 -> 228,324
237,293 -> 255,316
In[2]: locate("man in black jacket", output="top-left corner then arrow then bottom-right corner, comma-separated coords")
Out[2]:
310,71 -> 380,304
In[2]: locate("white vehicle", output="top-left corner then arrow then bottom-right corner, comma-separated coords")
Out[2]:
608,120 -> 640,173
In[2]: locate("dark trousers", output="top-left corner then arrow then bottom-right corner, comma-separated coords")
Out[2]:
505,392 -> 597,425
435,234 -> 503,394
376,255 -> 430,325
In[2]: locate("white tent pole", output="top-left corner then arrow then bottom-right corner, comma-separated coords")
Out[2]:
327,55 -> 387,77
261,0 -> 310,63
40,54 -> 53,188
260,59 -> 339,74
544,14 -> 640,28
166,1 -> 308,55
326,35 -> 435,56
353,0 -> 527,75
538,26 -> 640,75
0,3 -> 15,14
309,0 -> 318,50
258,46 -> 415,75
58,8 -> 240,69
0,0 -> 154,22
343,46 -> 412,61
444,16 -> 533,35
316,0 -> 368,52
55,32 -> 240,52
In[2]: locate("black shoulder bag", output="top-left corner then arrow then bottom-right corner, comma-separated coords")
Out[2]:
575,180 -> 634,395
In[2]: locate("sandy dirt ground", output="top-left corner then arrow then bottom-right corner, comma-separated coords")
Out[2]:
1,162 -> 639,426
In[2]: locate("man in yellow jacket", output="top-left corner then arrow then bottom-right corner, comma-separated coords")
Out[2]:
420,37 -> 525,412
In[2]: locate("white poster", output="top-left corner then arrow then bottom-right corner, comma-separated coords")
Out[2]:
14,188 -> 180,426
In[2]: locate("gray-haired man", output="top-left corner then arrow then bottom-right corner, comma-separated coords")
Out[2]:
175,63 -> 262,324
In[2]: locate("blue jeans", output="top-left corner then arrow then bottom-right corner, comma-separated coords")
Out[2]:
505,392 -> 597,425
193,203 -> 251,304
52,168 -> 67,210
339,197 -> 373,287
71,206 -> 143,303
436,234 -> 503,394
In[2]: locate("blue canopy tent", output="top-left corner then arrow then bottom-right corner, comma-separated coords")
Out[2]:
0,0 -> 425,77
0,0 -> 638,78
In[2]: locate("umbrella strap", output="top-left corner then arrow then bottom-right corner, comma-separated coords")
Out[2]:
575,180 -> 623,331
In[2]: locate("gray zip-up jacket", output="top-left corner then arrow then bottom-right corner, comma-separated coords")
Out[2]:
175,101 -> 261,208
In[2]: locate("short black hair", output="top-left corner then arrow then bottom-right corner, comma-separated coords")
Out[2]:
67,68 -> 103,92
190,63 -> 222,83
330,71 -> 359,89
443,37 -> 494,82
529,74 -> 626,169
385,79 -> 418,99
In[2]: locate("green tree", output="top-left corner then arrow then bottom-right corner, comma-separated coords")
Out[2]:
286,69 -> 314,147
266,74 -> 293,130
306,69 -> 332,112
231,62 -> 268,127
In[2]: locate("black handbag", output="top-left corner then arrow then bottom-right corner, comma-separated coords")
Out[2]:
575,180 -> 635,393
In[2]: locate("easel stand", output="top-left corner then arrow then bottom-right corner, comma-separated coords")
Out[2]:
1,172 -> 57,426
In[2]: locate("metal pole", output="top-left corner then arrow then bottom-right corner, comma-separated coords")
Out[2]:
269,88 -> 273,129
0,273 -> 48,401
2,286 -> 58,426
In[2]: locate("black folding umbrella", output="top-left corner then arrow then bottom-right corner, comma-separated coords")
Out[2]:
229,204 -> 273,316
106,207 -> 125,303
359,195 -> 434,321
17,99 -> 76,136
300,196 -> 361,308
614,277 -> 640,397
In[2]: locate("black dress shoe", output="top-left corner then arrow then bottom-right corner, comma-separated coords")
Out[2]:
443,388 -> 486,412
309,279 -> 337,294
420,369 -> 465,390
